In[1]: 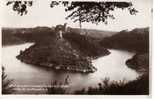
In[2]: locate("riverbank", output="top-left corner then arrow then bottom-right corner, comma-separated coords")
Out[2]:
18,58 -> 97,73
126,53 -> 149,73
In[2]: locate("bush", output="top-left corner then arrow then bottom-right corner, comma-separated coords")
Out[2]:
45,76 -> 70,94
74,74 -> 149,95
2,66 -> 15,94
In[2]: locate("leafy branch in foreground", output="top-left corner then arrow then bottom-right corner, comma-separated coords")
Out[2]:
50,1 -> 138,25
2,66 -> 15,94
6,1 -> 33,16
6,1 -> 138,25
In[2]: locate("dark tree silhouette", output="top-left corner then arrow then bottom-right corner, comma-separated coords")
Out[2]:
2,66 -> 15,94
45,76 -> 70,94
6,1 -> 138,24
50,1 -> 138,24
74,74 -> 149,95
6,1 -> 33,16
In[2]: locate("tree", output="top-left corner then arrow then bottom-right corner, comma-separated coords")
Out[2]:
45,76 -> 70,94
6,1 -> 33,16
6,1 -> 138,24
2,66 -> 15,94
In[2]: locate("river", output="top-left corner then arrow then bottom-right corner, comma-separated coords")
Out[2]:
2,43 -> 139,94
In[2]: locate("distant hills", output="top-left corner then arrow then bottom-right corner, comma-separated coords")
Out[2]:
2,27 -> 117,45
2,26 -> 149,53
100,27 -> 149,53
2,28 -> 25,45
2,27 -> 54,45
69,28 -> 117,39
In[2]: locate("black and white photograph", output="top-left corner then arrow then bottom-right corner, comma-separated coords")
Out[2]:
1,0 -> 152,95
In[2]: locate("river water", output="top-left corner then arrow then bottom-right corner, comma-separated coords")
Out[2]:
2,43 -> 139,94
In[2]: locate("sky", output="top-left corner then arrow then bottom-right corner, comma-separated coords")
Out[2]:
0,0 -> 152,31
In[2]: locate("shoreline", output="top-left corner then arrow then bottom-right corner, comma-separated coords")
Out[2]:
16,56 -> 97,73
126,53 -> 149,74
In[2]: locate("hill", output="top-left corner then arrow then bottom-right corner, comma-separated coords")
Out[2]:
2,27 -> 117,46
15,29 -> 110,73
2,28 -> 25,45
69,28 -> 117,39
2,27 -> 55,44
100,27 -> 149,53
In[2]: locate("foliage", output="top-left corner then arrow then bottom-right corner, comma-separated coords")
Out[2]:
6,1 -> 33,16
64,32 -> 110,57
2,66 -> 15,94
50,1 -> 138,24
74,74 -> 149,95
6,1 -> 138,24
45,76 -> 70,94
